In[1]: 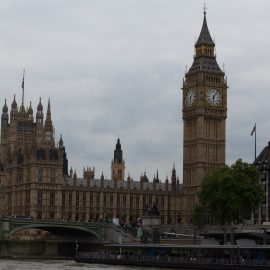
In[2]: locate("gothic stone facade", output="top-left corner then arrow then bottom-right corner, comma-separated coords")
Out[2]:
0,11 -> 226,225
181,11 -> 227,221
0,98 -> 181,224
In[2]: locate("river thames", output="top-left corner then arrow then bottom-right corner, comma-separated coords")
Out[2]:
0,260 -> 171,270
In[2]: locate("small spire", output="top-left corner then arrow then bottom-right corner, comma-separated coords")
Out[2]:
37,97 -> 43,111
116,137 -> 121,149
203,2 -> 207,16
45,99 -> 52,133
46,99 -> 51,121
12,95 -> 17,109
28,101 -> 33,114
59,134 -> 64,147
2,99 -> 8,113
195,5 -> 214,47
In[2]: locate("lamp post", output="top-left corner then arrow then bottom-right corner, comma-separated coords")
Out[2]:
75,239 -> 79,258
177,209 -> 181,233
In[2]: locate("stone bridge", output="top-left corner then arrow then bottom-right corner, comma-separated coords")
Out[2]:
0,218 -> 102,242
0,218 -> 136,257
200,224 -> 270,244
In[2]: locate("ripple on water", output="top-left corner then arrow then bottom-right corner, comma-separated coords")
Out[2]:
0,260 -> 173,270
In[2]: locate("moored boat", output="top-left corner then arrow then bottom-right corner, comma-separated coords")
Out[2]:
75,243 -> 270,270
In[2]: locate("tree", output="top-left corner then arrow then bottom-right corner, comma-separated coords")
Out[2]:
192,203 -> 204,227
194,159 -> 263,225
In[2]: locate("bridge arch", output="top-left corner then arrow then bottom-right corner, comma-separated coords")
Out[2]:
9,223 -> 101,241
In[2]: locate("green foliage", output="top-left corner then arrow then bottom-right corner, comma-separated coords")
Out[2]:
197,159 -> 263,225
192,203 -> 204,226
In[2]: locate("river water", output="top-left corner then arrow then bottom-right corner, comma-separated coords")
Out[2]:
0,260 -> 172,270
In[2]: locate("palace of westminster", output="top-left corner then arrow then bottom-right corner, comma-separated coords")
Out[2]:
0,11 -> 228,225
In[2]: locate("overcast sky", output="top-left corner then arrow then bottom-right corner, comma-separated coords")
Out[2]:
0,0 -> 269,181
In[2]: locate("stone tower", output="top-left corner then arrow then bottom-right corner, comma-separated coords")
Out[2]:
182,10 -> 227,222
111,138 -> 125,181
0,96 -> 68,219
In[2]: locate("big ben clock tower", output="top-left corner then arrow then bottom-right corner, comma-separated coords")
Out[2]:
182,9 -> 227,222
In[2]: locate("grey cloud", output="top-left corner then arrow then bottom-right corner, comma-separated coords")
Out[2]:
0,0 -> 270,181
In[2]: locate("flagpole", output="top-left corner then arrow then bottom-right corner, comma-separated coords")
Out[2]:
22,69 -> 25,106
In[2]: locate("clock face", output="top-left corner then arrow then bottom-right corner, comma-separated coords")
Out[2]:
207,88 -> 222,106
185,89 -> 195,107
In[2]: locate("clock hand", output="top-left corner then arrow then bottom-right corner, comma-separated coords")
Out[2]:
212,93 -> 216,103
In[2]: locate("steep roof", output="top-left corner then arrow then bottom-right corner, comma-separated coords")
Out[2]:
195,12 -> 215,47
255,142 -> 270,169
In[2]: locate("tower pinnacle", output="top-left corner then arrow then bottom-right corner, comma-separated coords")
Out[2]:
195,6 -> 214,48
111,138 -> 125,181
45,99 -> 52,123
203,2 -> 207,16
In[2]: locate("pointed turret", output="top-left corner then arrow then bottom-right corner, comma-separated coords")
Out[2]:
59,134 -> 64,148
165,176 -> 169,191
153,169 -> 160,184
2,99 -> 8,122
27,101 -> 33,120
195,8 -> 215,48
10,95 -> 18,121
36,97 -> 43,124
44,99 -> 54,143
1,99 -> 9,146
1,99 -> 9,137
45,99 -> 52,126
111,137 -> 125,181
2,99 -> 8,113
171,164 -> 176,187
141,171 -> 149,183
58,134 -> 68,176
186,8 -> 223,75
114,138 -> 122,163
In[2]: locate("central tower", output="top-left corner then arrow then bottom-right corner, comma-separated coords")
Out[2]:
182,10 -> 227,222
111,138 -> 125,181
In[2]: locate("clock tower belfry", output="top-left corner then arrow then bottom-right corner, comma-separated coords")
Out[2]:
182,9 -> 227,222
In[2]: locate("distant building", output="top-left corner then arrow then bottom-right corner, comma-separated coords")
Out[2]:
254,142 -> 270,224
